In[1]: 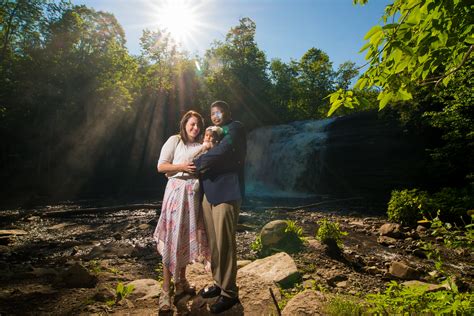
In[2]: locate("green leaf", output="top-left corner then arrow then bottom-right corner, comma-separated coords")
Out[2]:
343,101 -> 355,109
398,89 -> 412,101
465,34 -> 474,45
418,54 -> 429,63
357,96 -> 371,108
359,41 -> 372,53
364,25 -> 383,40
354,77 -> 368,90
329,91 -> 340,103
382,23 -> 398,30
328,99 -> 343,116
394,57 -> 411,73
378,91 -> 393,109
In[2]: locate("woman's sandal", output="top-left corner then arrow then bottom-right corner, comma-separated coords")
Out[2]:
159,289 -> 171,312
175,279 -> 196,297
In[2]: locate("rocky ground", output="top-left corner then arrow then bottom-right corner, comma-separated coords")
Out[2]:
0,199 -> 472,315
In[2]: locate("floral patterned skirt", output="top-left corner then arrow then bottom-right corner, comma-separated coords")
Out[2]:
153,177 -> 209,280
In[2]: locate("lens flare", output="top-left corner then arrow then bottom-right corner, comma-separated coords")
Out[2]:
154,0 -> 199,45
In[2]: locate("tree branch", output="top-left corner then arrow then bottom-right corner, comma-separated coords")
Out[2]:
419,45 -> 473,87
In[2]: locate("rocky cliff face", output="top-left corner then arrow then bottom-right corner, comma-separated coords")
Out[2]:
318,111 -> 429,200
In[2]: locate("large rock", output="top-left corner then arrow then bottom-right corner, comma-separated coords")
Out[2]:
402,280 -> 449,293
126,279 -> 160,301
282,289 -> 326,316
379,223 -> 403,238
84,241 -> 135,259
236,270 -> 281,315
259,220 -> 304,254
183,262 -> 280,315
260,220 -> 288,247
389,261 -> 421,280
238,252 -> 300,287
319,111 -> 430,200
60,263 -> 97,288
377,236 -> 398,246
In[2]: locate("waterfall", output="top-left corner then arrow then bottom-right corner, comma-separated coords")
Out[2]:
245,118 -> 335,198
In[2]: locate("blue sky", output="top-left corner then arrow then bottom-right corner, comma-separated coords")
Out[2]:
74,0 -> 391,69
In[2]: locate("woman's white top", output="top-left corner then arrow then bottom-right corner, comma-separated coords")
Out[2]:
158,135 -> 204,179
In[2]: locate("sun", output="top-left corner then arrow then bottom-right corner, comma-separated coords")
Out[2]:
154,0 -> 200,44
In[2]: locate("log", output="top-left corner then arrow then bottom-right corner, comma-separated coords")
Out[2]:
41,203 -> 161,217
267,197 -> 364,211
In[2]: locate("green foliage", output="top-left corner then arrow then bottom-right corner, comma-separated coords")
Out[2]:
428,213 -> 474,251
270,50 -> 360,120
417,214 -> 474,277
364,280 -> 474,315
387,189 -> 429,226
329,0 -> 473,114
388,187 -> 474,226
423,62 -> 474,185
285,219 -> 304,239
107,282 -> 134,306
88,260 -> 102,274
430,187 -> 474,222
316,219 -> 347,248
203,17 -> 275,129
154,263 -> 164,282
250,235 -> 262,253
278,220 -> 305,253
418,240 -> 445,275
323,294 -> 362,316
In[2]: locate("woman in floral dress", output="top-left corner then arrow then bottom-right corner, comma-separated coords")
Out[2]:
153,110 -> 210,311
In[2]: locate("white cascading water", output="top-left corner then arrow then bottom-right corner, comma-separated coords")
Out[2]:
245,118 -> 335,198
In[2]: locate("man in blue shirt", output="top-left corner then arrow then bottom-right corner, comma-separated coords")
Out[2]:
194,100 -> 246,314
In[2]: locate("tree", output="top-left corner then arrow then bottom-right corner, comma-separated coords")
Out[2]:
424,61 -> 474,184
269,58 -> 297,120
298,48 -> 335,118
0,4 -> 141,196
335,61 -> 359,90
0,0 -> 70,61
203,17 -> 275,129
328,0 -> 473,116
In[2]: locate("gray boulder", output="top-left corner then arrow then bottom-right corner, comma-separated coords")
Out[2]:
239,252 -> 300,288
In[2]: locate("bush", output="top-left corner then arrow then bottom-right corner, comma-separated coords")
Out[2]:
364,280 -> 474,315
323,294 -> 362,316
316,219 -> 347,248
388,187 -> 474,226
387,189 -> 430,226
430,187 -> 474,222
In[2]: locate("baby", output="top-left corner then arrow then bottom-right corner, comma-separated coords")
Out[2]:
203,125 -> 224,149
165,126 -> 224,178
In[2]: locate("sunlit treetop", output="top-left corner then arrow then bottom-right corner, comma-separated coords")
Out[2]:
328,0 -> 473,116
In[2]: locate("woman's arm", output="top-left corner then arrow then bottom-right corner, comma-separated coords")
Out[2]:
157,162 -> 196,174
157,135 -> 196,175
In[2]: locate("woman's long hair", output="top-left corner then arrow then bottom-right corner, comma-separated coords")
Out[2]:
179,110 -> 205,144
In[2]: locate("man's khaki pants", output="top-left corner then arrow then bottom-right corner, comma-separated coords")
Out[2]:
202,195 -> 240,298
